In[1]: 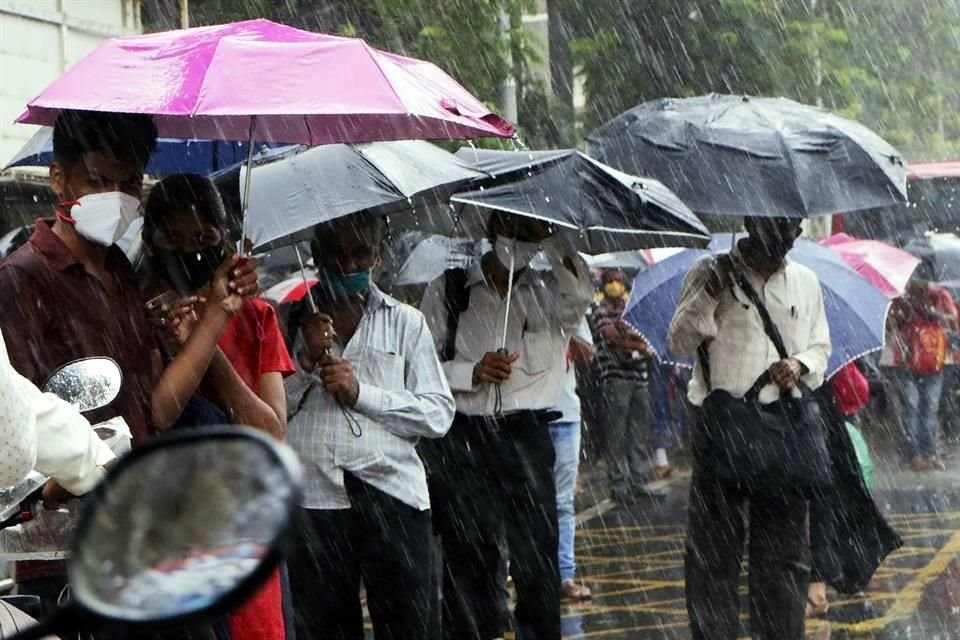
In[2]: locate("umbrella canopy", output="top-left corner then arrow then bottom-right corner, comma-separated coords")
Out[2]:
4,126 -> 273,176
587,94 -> 908,218
16,19 -> 514,145
904,233 -> 960,293
393,148 -> 710,254
228,140 -> 487,252
623,234 -> 891,378
263,277 -> 318,305
821,233 -> 920,298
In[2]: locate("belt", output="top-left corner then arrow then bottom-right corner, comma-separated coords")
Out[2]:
456,409 -> 562,432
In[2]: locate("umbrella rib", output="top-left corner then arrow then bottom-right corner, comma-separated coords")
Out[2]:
362,43 -> 408,118
777,127 -> 808,217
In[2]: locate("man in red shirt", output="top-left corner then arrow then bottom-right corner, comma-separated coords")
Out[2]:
890,260 -> 958,471
0,110 -> 258,620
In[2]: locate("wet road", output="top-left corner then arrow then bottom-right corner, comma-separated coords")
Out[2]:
556,442 -> 960,639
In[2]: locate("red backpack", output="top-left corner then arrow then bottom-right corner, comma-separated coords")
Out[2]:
903,321 -> 948,375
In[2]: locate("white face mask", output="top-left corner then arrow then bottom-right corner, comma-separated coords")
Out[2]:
64,192 -> 141,247
494,235 -> 540,271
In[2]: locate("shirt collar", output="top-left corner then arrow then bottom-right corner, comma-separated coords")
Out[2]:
29,218 -> 133,273
365,282 -> 400,312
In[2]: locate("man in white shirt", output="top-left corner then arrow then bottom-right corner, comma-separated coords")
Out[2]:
0,329 -> 114,495
285,215 -> 455,640
421,213 -> 594,640
668,217 -> 830,640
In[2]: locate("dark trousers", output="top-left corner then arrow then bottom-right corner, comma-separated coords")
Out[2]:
685,470 -> 810,640
287,472 -> 433,640
427,412 -> 561,640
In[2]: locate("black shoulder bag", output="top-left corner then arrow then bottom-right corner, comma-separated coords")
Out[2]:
694,274 -> 831,497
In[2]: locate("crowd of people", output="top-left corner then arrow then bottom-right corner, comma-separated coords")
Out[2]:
0,106 -> 951,640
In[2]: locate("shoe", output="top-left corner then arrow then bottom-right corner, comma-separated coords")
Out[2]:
632,484 -> 669,499
929,456 -> 947,471
911,456 -> 931,472
561,579 -> 592,601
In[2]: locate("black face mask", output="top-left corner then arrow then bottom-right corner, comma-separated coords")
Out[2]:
155,245 -> 225,294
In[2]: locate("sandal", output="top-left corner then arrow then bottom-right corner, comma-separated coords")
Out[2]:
652,465 -> 674,480
561,580 -> 592,601
805,580 -> 829,618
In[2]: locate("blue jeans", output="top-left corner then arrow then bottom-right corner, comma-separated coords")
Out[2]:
898,369 -> 944,458
549,421 -> 581,583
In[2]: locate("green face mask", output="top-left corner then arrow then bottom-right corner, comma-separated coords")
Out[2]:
316,267 -> 371,300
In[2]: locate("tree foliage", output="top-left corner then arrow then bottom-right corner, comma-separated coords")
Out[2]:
565,0 -> 960,160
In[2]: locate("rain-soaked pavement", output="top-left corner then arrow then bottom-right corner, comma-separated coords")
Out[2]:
554,438 -> 960,639
354,426 -> 960,639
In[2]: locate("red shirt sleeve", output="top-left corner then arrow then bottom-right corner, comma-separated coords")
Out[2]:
256,300 -> 296,378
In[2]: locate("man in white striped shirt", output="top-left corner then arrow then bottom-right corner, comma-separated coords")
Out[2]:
285,215 -> 455,640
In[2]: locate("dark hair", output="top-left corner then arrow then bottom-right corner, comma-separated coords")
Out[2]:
52,110 -> 158,169
143,173 -> 229,244
309,214 -> 385,259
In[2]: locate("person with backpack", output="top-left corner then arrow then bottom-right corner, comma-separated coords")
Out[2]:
420,212 -> 593,640
890,261 -> 957,471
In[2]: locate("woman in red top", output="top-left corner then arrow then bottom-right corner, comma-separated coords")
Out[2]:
142,173 -> 295,640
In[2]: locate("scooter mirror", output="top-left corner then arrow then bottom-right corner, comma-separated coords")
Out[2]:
0,358 -> 124,526
7,427 -> 302,640
42,357 -> 122,413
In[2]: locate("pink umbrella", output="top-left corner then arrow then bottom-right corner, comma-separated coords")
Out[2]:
821,232 -> 920,298
16,19 -> 515,145
17,19 -> 514,258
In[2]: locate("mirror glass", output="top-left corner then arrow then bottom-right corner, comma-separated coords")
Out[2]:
69,436 -> 295,622
42,358 -> 123,413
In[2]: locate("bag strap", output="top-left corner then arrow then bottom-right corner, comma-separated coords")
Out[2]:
696,271 -> 795,399
441,268 -> 471,362
735,273 -> 790,360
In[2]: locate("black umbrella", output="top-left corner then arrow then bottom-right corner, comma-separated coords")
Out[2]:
586,94 -> 908,218
393,148 -> 710,253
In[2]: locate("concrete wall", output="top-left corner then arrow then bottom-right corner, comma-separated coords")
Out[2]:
0,0 -> 141,166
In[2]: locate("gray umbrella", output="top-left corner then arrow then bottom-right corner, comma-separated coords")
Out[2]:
224,140 -> 488,252
586,94 -> 908,218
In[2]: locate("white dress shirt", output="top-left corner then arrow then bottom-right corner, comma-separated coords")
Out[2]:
0,330 -> 114,493
286,285 -> 455,511
554,318 -> 593,423
668,249 -> 831,406
421,235 -> 595,416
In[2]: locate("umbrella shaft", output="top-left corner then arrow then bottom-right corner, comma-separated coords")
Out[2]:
501,247 -> 515,350
238,116 -> 258,256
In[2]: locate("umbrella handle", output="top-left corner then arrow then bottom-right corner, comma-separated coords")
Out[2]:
238,115 -> 258,257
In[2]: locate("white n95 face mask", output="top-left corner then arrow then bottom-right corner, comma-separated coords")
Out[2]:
494,235 -> 540,271
63,192 -> 142,247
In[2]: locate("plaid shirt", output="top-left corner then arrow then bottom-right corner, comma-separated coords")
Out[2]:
286,285 -> 455,511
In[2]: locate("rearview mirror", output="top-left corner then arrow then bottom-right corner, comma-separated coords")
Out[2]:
42,357 -> 122,413
8,427 -> 302,639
